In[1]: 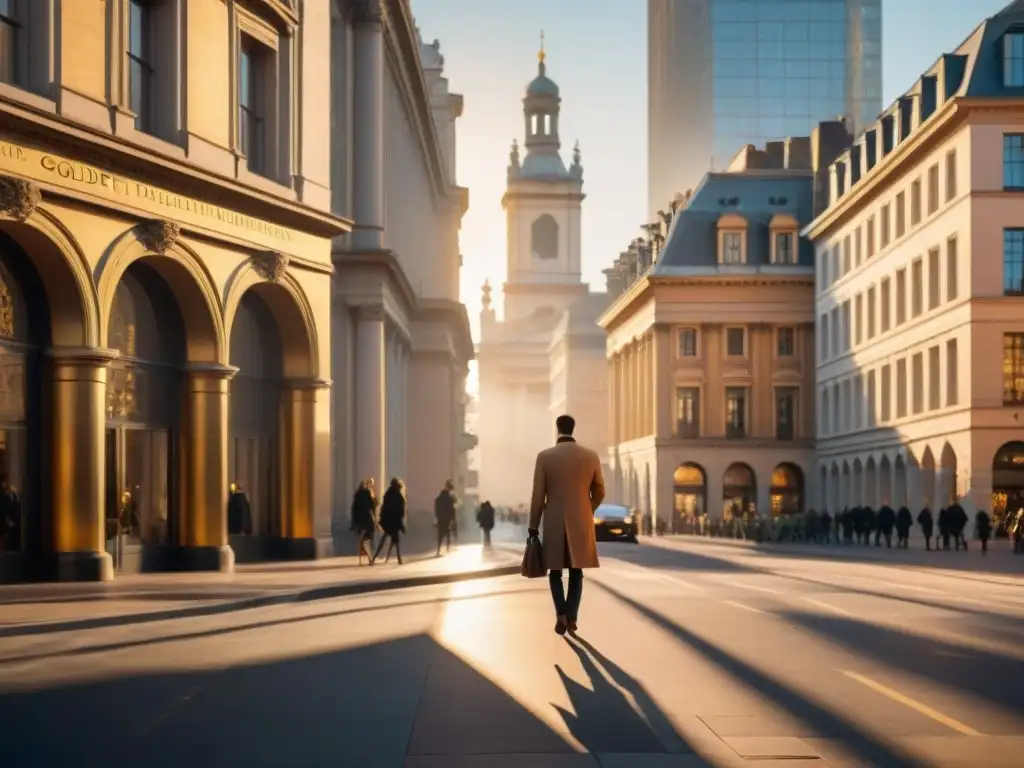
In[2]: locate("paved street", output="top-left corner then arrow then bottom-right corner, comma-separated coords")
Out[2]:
0,537 -> 1022,767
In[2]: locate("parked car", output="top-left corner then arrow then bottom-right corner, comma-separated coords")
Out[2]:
594,503 -> 638,543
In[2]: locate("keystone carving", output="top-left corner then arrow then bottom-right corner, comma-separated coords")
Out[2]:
351,0 -> 383,23
0,176 -> 42,222
136,219 -> 181,255
251,251 -> 290,282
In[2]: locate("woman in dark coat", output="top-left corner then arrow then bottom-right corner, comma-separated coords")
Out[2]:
917,506 -> 934,550
374,478 -> 407,565
350,478 -> 378,565
895,506 -> 913,549
975,510 -> 992,554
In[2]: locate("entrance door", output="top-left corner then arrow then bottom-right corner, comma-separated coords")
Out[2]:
105,426 -> 170,570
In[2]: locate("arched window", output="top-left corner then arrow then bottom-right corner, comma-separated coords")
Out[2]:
673,462 -> 706,523
770,463 -> 804,516
722,463 -> 756,519
531,214 -> 558,260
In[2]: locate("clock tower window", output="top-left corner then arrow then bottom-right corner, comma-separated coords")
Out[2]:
531,214 -> 558,260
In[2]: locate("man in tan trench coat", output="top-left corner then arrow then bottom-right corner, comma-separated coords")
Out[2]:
528,414 -> 605,636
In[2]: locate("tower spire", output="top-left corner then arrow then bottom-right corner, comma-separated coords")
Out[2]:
538,30 -> 545,74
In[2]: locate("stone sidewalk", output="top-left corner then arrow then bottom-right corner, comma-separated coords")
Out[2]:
0,531 -> 519,634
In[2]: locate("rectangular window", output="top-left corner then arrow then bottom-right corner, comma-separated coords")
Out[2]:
821,388 -> 830,436
866,216 -> 876,257
830,246 -> 839,284
911,258 -> 923,318
854,227 -> 862,267
841,300 -> 851,351
1005,228 -> 1024,295
775,387 -> 797,441
678,328 -> 697,357
239,35 -> 271,176
722,232 -> 743,263
911,178 -> 922,226
928,248 -> 940,310
773,232 -> 796,264
0,0 -> 20,85
880,205 -> 890,248
867,369 -> 877,427
830,308 -> 839,354
867,286 -> 876,339
947,237 -> 958,301
1004,32 -> 1024,87
819,314 -> 829,359
895,269 -> 907,325
929,345 -> 940,410
946,339 -> 959,406
1004,135 -> 1024,189
896,358 -> 908,418
725,387 -> 747,438
127,0 -> 154,133
854,294 -> 863,346
1004,334 -> 1024,405
726,327 -> 746,357
880,278 -> 891,332
776,327 -> 795,357
881,364 -> 891,421
912,352 -> 924,415
842,235 -> 851,275
946,149 -> 957,202
927,163 -> 940,214
675,387 -> 700,437
895,191 -> 906,238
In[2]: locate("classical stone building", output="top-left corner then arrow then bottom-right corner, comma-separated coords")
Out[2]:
0,0 -> 347,581
600,129 -> 849,530
807,0 -> 1024,533
476,49 -> 608,507
329,0 -> 473,522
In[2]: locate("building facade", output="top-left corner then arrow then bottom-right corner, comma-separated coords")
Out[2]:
476,50 -> 608,508
648,0 -> 882,217
807,0 -> 1024,533
329,0 -> 473,523
602,130 -> 851,531
0,0 -> 347,581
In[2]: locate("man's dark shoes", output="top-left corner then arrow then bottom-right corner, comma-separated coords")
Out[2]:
555,616 -> 567,635
567,620 -> 578,635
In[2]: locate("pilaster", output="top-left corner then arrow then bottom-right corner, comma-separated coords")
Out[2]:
351,0 -> 384,249
355,305 -> 386,487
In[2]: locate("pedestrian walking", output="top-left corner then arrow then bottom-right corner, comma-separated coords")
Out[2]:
975,509 -> 992,554
374,478 -> 407,564
917,506 -> 934,550
434,480 -> 458,556
895,506 -> 913,549
948,503 -> 968,551
937,507 -> 951,550
350,478 -> 378,566
227,481 -> 253,536
476,500 -> 495,548
528,414 -> 605,637
876,504 -> 896,548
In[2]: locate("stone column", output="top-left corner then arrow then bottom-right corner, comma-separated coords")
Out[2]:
653,326 -> 672,437
399,341 -> 408,479
355,306 -> 386,487
178,363 -> 235,572
352,0 -> 385,250
47,347 -> 117,581
278,378 -> 330,555
607,353 -> 617,446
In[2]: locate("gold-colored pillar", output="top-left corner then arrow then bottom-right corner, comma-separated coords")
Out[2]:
178,363 -> 235,571
49,347 -> 117,581
279,378 -> 329,544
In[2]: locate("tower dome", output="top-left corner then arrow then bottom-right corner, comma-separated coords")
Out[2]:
525,31 -> 559,98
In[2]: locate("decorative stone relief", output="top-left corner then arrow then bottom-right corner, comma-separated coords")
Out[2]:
0,176 -> 42,222
136,219 -> 181,255
251,250 -> 290,282
351,0 -> 383,23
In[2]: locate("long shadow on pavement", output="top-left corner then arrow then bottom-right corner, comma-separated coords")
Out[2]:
600,544 -> 757,574
779,611 -> 1024,718
593,578 -> 928,768
0,632 -> 709,768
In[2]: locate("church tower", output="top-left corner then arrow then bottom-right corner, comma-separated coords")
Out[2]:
502,37 -> 588,323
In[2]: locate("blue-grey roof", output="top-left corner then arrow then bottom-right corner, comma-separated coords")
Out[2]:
520,151 -> 571,180
963,1 -> 1024,96
653,172 -> 814,271
527,73 -> 559,98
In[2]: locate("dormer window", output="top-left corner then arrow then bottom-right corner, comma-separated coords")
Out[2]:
717,213 -> 748,265
769,214 -> 799,265
1004,31 -> 1024,87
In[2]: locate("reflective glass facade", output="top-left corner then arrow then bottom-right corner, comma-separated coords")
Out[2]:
648,0 -> 882,217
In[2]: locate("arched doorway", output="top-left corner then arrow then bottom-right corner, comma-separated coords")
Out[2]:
894,456 -> 907,508
992,441 -> 1024,535
228,291 -> 283,558
722,463 -> 756,519
920,446 -> 936,508
865,457 -> 877,509
879,455 -> 892,506
0,232 -> 47,560
770,464 -> 803,516
104,262 -> 186,571
673,463 -> 706,524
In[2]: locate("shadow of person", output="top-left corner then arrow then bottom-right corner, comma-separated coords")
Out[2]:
552,635 -> 696,756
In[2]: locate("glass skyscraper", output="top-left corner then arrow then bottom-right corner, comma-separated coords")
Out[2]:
648,0 -> 881,217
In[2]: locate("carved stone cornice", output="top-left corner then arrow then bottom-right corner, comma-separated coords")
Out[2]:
251,250 -> 290,282
351,0 -> 383,23
136,219 -> 180,255
0,175 -> 42,222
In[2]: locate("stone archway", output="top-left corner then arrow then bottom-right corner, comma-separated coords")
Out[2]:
992,441 -> 1024,534
0,186 -> 104,582
938,443 -> 957,509
894,455 -> 908,508
919,446 -> 936,509
722,463 -> 756,519
673,463 -> 706,523
819,465 -> 828,510
865,456 -> 878,508
98,223 -> 230,572
841,461 -> 850,509
852,458 -> 864,508
879,455 -> 892,506
770,463 -> 803,516
829,463 -> 840,511
224,257 -> 324,555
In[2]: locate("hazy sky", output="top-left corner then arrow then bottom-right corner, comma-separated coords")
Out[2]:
411,0 -> 1010,385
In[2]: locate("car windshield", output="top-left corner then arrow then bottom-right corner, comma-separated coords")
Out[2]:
594,504 -> 629,521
